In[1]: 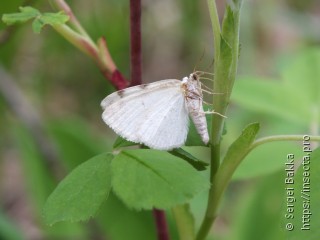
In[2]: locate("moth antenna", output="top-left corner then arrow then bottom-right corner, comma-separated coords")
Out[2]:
195,71 -> 215,76
193,48 -> 206,73
205,58 -> 215,72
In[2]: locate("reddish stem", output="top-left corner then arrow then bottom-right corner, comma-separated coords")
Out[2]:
109,70 -> 128,90
129,1 -> 169,239
129,0 -> 142,86
153,209 -> 170,240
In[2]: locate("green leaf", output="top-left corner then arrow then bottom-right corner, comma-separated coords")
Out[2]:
220,123 -> 260,177
220,0 -> 242,97
284,147 -> 320,240
221,6 -> 235,47
172,204 -> 195,240
168,148 -> 208,171
2,6 -> 69,33
111,149 -> 210,210
43,153 -> 113,225
2,6 -> 40,25
32,11 -> 69,34
96,193 -> 157,240
216,36 -> 233,97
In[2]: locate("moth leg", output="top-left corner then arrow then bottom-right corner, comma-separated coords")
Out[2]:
200,88 -> 214,95
190,109 -> 226,118
200,76 -> 214,82
202,100 -> 213,106
200,83 -> 214,92
202,110 -> 227,118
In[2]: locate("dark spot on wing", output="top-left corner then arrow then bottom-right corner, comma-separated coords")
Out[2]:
140,84 -> 148,89
117,89 -> 125,97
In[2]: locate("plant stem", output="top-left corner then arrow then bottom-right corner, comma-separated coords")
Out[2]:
172,204 -> 195,240
130,0 -> 142,86
50,0 -> 91,38
196,2 -> 222,240
207,0 -> 221,68
53,24 -> 98,59
153,209 -> 169,240
207,0 -> 222,174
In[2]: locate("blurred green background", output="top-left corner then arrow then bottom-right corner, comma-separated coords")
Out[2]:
0,0 -> 319,239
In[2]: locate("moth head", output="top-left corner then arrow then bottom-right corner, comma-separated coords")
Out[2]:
182,77 -> 188,84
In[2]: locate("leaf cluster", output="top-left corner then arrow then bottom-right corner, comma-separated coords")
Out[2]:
2,6 -> 69,33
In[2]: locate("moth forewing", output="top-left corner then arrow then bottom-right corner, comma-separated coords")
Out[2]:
101,79 -> 189,150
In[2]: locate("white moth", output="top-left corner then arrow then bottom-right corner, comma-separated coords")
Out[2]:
101,72 -> 215,150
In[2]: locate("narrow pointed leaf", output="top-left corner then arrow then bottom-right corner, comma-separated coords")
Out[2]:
220,123 -> 260,176
169,148 -> 208,171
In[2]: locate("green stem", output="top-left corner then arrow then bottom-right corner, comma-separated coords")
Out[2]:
49,0 -> 92,39
207,0 -> 220,67
52,24 -> 99,61
196,2 -> 222,240
172,204 -> 195,240
207,0 -> 221,182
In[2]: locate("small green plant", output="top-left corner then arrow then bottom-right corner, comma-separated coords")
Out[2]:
2,1 -> 320,240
